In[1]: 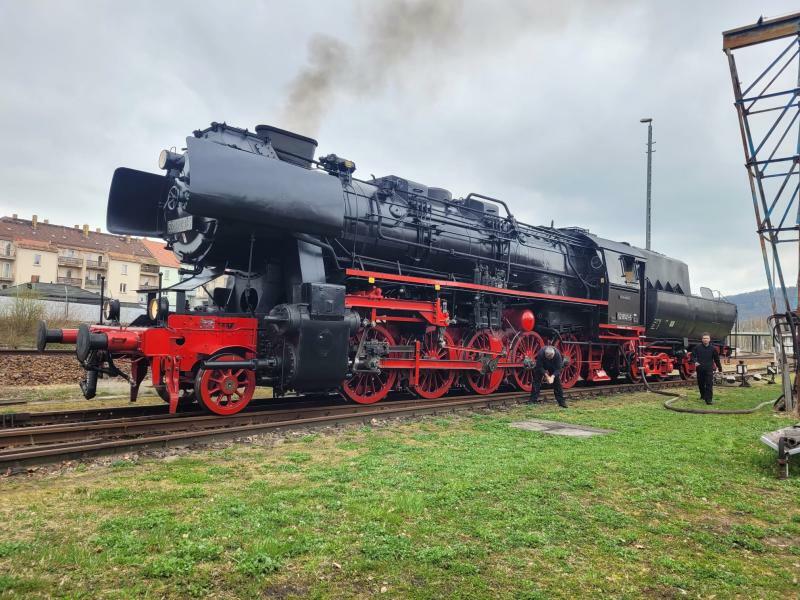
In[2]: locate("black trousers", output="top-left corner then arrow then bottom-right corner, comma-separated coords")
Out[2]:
530,367 -> 565,405
697,367 -> 714,402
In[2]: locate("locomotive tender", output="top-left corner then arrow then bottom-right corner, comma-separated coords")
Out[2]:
40,122 -> 737,414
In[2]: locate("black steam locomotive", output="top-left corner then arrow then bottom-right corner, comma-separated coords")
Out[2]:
43,122 -> 736,414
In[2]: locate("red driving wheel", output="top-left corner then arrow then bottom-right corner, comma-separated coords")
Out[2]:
411,328 -> 457,399
556,334 -> 583,389
462,330 -> 505,395
195,353 -> 255,415
342,325 -> 398,404
509,331 -> 545,392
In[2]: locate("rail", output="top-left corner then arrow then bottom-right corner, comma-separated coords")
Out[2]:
140,264 -> 160,274
56,276 -> 82,286
57,256 -> 83,268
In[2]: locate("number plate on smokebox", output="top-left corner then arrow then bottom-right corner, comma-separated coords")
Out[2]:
167,216 -> 193,234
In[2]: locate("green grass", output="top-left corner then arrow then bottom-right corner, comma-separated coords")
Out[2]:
1,383 -> 798,598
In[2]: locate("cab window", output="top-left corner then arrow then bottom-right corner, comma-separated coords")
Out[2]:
620,255 -> 639,285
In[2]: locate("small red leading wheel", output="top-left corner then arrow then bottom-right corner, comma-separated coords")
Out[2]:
463,330 -> 505,395
411,328 -> 457,399
194,353 -> 256,415
154,358 -> 196,408
556,334 -> 583,389
509,331 -> 545,392
342,325 -> 398,404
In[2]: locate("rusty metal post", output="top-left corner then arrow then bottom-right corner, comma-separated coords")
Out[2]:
723,14 -> 800,415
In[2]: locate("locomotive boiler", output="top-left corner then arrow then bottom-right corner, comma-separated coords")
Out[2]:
40,122 -> 737,414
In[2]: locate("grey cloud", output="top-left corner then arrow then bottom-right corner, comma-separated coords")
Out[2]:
0,0 -> 796,295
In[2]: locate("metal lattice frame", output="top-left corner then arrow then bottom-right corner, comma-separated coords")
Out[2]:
723,13 -> 800,412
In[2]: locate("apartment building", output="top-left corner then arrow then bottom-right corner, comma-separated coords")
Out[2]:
139,239 -> 218,308
0,215 -> 160,304
140,239 -> 184,308
1,215 -> 220,307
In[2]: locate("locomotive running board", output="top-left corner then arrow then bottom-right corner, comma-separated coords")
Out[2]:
345,268 -> 608,306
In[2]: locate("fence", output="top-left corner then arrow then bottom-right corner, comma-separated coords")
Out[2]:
0,294 -> 144,324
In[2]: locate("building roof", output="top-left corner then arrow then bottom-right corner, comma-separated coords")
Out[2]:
141,239 -> 181,268
0,282 -> 141,306
14,238 -> 55,251
0,282 -> 98,304
0,216 -> 153,260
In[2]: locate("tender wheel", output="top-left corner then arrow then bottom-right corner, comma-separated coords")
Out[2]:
623,341 -> 642,383
509,331 -> 545,392
462,330 -> 505,395
411,328 -> 456,399
556,334 -> 582,389
602,349 -> 621,381
678,354 -> 696,380
194,353 -> 255,415
343,325 -> 398,404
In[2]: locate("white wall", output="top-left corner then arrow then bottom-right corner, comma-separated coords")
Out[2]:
0,296 -> 144,324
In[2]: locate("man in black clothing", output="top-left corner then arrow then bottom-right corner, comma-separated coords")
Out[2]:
693,332 -> 723,404
528,345 -> 568,408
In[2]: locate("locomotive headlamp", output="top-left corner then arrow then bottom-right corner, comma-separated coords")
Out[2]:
158,149 -> 185,171
148,296 -> 170,321
147,297 -> 159,321
103,299 -> 121,322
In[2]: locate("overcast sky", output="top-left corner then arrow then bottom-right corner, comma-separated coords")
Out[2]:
0,0 -> 797,295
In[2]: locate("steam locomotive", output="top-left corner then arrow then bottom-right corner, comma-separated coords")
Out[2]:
39,122 -> 737,414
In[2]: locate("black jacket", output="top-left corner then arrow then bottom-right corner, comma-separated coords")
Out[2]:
535,347 -> 563,375
693,343 -> 722,371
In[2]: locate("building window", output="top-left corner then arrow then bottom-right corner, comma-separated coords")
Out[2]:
120,283 -> 127,293
33,254 -> 41,266
31,275 -> 40,283
163,270 -> 170,281
121,264 -> 128,275
97,255 -> 103,264
66,269 -> 72,278
1,263 -> 9,278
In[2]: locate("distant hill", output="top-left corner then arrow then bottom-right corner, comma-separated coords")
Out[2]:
725,286 -> 797,321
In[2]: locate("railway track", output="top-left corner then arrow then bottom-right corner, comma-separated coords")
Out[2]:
0,378 -> 696,468
0,395 -> 347,427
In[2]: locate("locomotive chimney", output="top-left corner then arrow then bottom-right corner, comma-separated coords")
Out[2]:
83,224 -> 89,238
31,215 -> 37,230
44,219 -> 49,224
